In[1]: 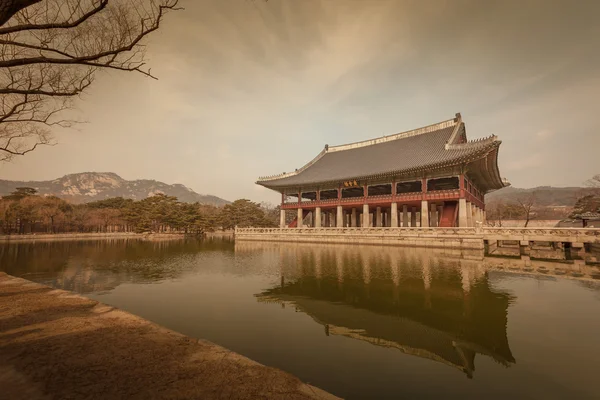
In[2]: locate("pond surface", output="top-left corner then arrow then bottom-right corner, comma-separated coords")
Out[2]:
1,238 -> 600,399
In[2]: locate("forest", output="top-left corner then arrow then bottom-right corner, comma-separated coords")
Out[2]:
0,188 -> 277,235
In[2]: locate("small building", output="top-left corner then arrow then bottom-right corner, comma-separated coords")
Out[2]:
257,113 -> 508,228
576,212 -> 600,228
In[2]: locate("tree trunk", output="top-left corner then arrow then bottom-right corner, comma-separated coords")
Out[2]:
0,0 -> 42,26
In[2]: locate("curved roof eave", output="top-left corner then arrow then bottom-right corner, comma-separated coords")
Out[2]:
258,142 -> 501,191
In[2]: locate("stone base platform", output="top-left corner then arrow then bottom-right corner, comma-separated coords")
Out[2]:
235,227 -> 600,253
0,273 -> 339,400
236,227 -> 486,250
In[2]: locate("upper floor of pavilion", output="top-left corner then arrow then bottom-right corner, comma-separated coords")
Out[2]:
256,113 -> 508,196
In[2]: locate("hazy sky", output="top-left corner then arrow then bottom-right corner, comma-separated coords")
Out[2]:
2,0 -> 599,204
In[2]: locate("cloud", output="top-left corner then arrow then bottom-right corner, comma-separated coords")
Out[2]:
505,153 -> 545,172
536,129 -> 553,139
1,0 -> 599,202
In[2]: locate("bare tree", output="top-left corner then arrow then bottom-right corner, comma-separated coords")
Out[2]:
515,191 -> 538,227
0,0 -> 180,161
584,174 -> 600,187
584,174 -> 600,197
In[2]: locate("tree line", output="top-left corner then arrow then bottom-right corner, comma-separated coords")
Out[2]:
0,188 -> 277,235
487,174 -> 600,227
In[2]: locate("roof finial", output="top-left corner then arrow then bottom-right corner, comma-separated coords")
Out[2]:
325,144 -> 329,151
454,112 -> 462,122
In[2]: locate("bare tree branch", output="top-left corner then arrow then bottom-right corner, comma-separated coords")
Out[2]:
0,0 -> 181,161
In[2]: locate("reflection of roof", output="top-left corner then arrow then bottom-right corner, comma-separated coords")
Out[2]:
259,294 -> 488,377
256,276 -> 515,378
257,114 -> 504,190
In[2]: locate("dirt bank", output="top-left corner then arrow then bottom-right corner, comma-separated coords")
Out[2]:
0,273 -> 339,400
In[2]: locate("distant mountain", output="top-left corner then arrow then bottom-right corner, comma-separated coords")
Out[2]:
0,172 -> 229,206
486,186 -> 596,207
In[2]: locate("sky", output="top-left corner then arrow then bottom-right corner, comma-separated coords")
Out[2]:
2,0 -> 599,204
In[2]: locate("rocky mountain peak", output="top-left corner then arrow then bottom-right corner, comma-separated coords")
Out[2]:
0,172 -> 229,206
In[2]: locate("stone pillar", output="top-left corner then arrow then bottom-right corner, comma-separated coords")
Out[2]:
351,208 -> 357,227
279,209 -> 286,228
391,203 -> 398,227
466,201 -> 473,227
363,204 -> 369,227
458,198 -> 468,227
402,205 -> 408,227
315,207 -> 321,228
330,210 -> 336,227
421,200 -> 429,227
336,206 -> 343,228
430,203 -> 438,227
342,210 -> 348,227
375,207 -> 382,227
411,207 -> 417,227
297,208 -> 303,228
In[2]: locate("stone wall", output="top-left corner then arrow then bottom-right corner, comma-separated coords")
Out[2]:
236,228 -> 485,250
235,227 -> 600,251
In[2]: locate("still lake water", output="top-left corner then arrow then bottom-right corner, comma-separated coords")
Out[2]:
1,238 -> 600,399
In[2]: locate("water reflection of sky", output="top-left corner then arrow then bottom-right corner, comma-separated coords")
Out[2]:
1,238 -> 599,399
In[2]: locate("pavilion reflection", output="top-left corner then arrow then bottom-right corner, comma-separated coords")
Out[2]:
243,242 -> 516,378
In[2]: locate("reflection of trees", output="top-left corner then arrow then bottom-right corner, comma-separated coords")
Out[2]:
253,243 -> 516,378
0,238 -> 234,293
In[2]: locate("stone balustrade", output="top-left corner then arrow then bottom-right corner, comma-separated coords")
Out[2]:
234,227 -> 600,251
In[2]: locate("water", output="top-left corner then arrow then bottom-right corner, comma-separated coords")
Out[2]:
1,238 -> 600,399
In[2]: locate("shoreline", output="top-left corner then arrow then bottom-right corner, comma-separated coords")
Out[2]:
0,232 -> 190,242
0,273 -> 339,400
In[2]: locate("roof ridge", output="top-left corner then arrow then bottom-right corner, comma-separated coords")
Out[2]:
328,117 -> 457,153
257,114 -> 461,183
258,148 -> 327,182
446,134 -> 498,150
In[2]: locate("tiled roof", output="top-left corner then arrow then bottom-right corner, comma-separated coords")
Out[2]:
257,115 -> 503,189
577,212 -> 600,219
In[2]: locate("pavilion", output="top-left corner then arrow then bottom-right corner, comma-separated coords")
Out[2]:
257,113 -> 508,228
